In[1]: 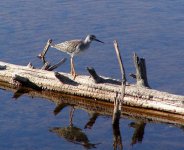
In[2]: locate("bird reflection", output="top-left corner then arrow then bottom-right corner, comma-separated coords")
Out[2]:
50,105 -> 98,149
50,126 -> 96,149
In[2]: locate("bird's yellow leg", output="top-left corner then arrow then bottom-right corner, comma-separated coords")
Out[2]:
70,57 -> 77,79
70,57 -> 73,75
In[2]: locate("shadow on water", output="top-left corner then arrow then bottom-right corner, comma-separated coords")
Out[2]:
1,81 -> 184,149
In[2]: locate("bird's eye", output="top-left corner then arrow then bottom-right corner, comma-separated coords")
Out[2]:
91,36 -> 95,40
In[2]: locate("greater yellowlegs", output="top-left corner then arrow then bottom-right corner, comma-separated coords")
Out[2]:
51,35 -> 104,78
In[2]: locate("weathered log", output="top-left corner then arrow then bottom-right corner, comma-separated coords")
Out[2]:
0,61 -> 184,115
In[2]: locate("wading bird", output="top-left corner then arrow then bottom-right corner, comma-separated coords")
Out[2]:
51,35 -> 104,78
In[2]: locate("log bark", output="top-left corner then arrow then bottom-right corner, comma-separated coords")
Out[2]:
0,61 -> 184,115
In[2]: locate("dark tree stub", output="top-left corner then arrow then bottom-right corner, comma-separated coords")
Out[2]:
0,65 -> 6,70
86,67 -> 104,83
86,67 -> 121,85
54,72 -> 79,86
133,52 -> 150,88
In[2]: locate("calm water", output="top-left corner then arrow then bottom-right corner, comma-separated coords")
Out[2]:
0,0 -> 184,149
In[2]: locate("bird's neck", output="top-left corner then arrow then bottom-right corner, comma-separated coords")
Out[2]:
84,38 -> 92,44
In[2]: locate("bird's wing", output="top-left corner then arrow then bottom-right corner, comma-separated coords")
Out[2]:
52,40 -> 82,54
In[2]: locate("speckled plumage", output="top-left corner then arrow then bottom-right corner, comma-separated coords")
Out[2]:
52,40 -> 84,56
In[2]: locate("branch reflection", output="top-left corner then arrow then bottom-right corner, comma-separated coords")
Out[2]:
129,121 -> 146,145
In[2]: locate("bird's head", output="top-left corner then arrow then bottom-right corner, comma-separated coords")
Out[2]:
85,35 -> 104,43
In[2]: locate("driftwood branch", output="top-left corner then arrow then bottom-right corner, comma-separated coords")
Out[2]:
38,39 -> 52,63
37,39 -> 66,71
114,40 -> 127,85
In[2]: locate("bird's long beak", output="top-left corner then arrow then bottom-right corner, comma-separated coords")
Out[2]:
94,39 -> 104,43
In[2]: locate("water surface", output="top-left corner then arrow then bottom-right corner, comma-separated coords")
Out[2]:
0,0 -> 184,149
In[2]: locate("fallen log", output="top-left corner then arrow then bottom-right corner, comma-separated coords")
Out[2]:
0,60 -> 184,115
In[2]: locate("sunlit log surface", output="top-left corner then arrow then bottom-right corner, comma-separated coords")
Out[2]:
0,80 -> 184,127
0,61 -> 184,115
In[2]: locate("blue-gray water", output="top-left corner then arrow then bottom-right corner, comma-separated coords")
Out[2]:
0,0 -> 184,149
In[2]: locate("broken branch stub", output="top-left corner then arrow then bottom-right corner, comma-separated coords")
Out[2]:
133,52 -> 150,88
